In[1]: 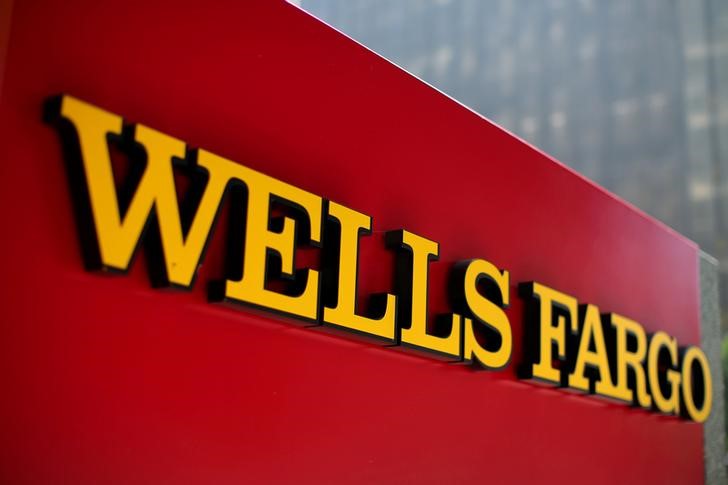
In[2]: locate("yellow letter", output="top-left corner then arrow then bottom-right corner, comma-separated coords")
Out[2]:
386,230 -> 461,357
321,201 -> 396,341
568,304 -> 619,397
681,346 -> 712,423
520,282 -> 578,384
647,331 -> 681,415
451,259 -> 511,369
220,151 -> 323,321
609,314 -> 651,408
56,95 -> 232,288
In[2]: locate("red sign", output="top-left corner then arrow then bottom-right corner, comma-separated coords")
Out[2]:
0,1 -> 704,483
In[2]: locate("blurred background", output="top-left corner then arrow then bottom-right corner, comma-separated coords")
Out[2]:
296,0 -> 728,437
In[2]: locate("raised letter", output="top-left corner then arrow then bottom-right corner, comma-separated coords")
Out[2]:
220,152 -> 323,321
681,346 -> 712,423
568,304 -> 619,397
647,331 -> 681,415
609,314 -> 651,408
322,201 -> 396,341
520,282 -> 578,384
386,230 -> 461,357
55,95 -> 232,287
451,259 -> 511,369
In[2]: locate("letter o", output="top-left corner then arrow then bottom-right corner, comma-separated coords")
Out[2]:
681,346 -> 712,423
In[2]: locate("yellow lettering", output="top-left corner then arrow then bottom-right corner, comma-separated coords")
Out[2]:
647,331 -> 681,415
522,282 -> 578,384
568,304 -> 619,397
57,95 -> 231,287
220,151 -> 323,321
681,346 -> 712,423
609,314 -> 651,408
452,259 -> 511,369
322,201 -> 396,340
387,230 -> 461,357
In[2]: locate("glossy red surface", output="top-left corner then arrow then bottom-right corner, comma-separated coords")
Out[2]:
0,0 -> 703,483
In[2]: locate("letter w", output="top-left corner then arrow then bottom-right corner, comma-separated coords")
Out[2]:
55,95 -> 234,288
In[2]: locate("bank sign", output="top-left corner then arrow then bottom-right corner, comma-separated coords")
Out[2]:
0,1 -> 711,483
51,94 -> 712,423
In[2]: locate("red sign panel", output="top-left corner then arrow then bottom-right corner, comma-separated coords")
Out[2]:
0,0 -> 703,483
